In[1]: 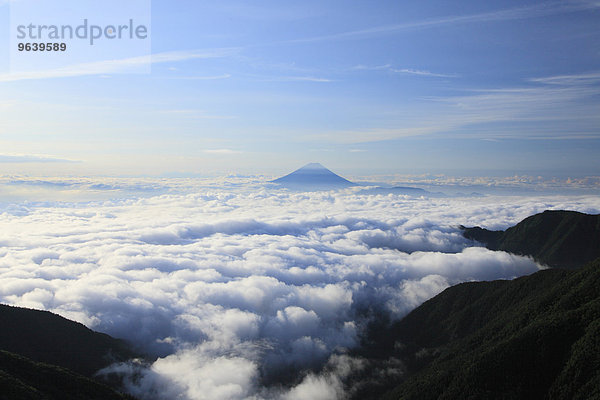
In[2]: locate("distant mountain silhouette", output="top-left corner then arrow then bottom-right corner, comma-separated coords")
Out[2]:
462,210 -> 600,269
271,163 -> 355,190
271,163 -> 445,196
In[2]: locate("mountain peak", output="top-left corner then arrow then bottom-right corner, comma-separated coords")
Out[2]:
298,162 -> 326,170
271,163 -> 355,189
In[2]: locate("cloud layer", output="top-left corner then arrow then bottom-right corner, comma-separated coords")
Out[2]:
1,185 -> 599,399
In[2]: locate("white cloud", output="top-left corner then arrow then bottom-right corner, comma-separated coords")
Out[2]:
1,183 -> 599,399
166,73 -> 232,80
351,64 -> 391,71
0,49 -> 237,82
278,2 -> 600,45
203,149 -> 243,155
351,64 -> 456,79
160,109 -> 236,120
280,76 -> 333,82
0,153 -> 79,163
255,76 -> 333,83
307,71 -> 600,143
391,68 -> 456,78
529,71 -> 600,86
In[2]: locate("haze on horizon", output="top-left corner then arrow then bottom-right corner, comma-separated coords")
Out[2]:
0,0 -> 599,178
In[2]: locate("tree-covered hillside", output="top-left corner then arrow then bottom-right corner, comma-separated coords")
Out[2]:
0,305 -> 141,399
462,210 -> 600,269
0,304 -> 138,377
378,256 -> 600,399
0,350 -> 137,400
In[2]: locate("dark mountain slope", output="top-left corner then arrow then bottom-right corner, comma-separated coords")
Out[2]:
0,350 -> 136,400
373,257 -> 600,400
462,210 -> 600,268
0,304 -> 138,377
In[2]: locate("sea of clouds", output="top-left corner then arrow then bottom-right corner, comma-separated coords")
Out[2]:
1,179 -> 599,399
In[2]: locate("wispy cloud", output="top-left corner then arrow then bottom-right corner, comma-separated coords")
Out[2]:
528,71 -> 600,85
285,76 -> 333,82
279,1 -> 600,45
166,74 -> 232,80
159,109 -> 237,120
203,149 -> 243,154
307,70 -> 600,143
0,154 -> 79,163
392,68 -> 457,78
352,64 -> 456,78
351,64 -> 392,71
309,126 -> 445,144
0,49 -> 237,82
258,76 -> 334,82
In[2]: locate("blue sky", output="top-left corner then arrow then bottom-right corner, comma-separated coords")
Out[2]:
0,0 -> 599,177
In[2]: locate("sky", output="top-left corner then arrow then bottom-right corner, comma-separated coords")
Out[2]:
1,2 -> 599,397
0,0 -> 599,177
